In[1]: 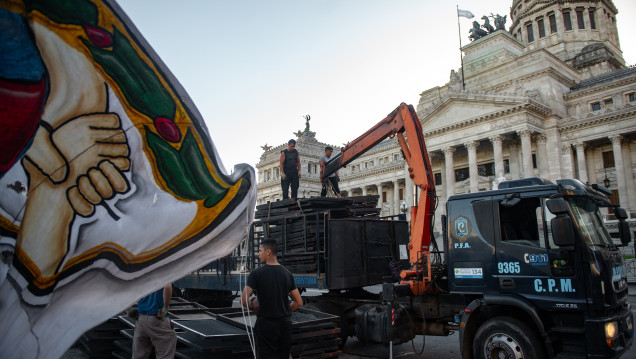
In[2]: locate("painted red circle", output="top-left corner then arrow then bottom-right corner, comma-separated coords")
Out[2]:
154,117 -> 180,142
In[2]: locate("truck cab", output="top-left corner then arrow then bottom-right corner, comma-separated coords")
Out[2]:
446,178 -> 633,358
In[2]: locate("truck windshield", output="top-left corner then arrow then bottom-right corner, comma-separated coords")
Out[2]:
566,196 -> 613,249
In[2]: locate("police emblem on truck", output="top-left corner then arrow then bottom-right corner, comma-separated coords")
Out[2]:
452,216 -> 472,248
454,216 -> 469,239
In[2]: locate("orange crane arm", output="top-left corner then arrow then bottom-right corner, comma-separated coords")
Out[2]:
322,103 -> 436,273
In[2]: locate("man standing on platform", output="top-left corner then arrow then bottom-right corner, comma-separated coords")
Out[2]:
319,146 -> 340,197
280,139 -> 301,200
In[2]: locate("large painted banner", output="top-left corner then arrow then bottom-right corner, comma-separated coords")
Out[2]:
0,0 -> 256,357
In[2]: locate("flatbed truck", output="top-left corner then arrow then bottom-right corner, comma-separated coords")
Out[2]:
176,103 -> 634,358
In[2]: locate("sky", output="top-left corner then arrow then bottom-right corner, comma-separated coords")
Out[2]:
118,0 -> 636,173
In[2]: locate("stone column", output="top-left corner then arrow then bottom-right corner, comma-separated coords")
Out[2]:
586,147 -> 597,184
574,142 -> 588,183
465,141 -> 479,193
489,135 -> 504,178
545,125 -> 563,180
535,135 -> 549,180
555,8 -> 564,41
405,179 -> 414,214
393,180 -> 401,216
437,152 -> 447,218
442,147 -> 456,199
362,186 -> 367,196
610,135 -> 627,207
518,130 -> 534,178
508,142 -> 521,180
561,144 -> 575,179
621,140 -> 636,211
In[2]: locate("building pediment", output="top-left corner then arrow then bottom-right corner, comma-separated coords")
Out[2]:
419,91 -> 546,132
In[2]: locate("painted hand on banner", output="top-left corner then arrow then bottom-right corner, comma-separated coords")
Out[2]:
21,113 -> 130,277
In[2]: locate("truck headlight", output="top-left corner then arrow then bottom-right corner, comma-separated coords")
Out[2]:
605,321 -> 618,347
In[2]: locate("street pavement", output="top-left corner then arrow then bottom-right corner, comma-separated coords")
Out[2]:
62,284 -> 636,359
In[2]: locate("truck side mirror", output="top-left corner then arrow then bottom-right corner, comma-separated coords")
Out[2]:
551,216 -> 575,247
618,221 -> 631,246
546,197 -> 568,215
612,207 -> 632,245
612,208 -> 632,245
614,207 -> 628,220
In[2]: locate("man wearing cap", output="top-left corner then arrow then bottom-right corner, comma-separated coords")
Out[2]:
279,139 -> 301,200
319,146 -> 340,197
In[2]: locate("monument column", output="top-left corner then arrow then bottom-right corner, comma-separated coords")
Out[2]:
442,147 -> 456,199
574,142 -> 588,183
610,135 -> 628,207
535,135 -> 549,180
465,141 -> 479,193
489,135 -> 504,178
518,130 -> 534,178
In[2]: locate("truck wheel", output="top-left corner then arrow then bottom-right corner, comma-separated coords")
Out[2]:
473,317 -> 544,359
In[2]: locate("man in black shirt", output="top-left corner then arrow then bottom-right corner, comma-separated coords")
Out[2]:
241,239 -> 303,359
279,139 -> 301,200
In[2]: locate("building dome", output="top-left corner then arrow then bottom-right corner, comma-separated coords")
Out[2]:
509,0 -> 624,76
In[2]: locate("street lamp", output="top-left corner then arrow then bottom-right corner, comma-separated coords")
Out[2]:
400,201 -> 407,214
603,168 -> 611,188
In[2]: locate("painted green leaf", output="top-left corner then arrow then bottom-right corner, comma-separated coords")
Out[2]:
83,28 -> 175,120
25,0 -> 97,26
145,127 -> 227,207
179,131 -> 228,207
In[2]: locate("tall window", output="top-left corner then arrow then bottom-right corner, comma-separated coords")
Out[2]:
589,9 -> 596,29
455,167 -> 470,182
602,151 -> 615,168
591,102 -> 601,111
576,9 -> 585,29
549,13 -> 557,33
626,92 -> 635,103
434,173 -> 442,186
563,10 -> 572,31
526,23 -> 534,42
537,18 -> 546,38
399,188 -> 404,200
604,98 -> 613,108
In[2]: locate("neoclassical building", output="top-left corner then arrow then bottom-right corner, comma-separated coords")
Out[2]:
256,0 -> 635,236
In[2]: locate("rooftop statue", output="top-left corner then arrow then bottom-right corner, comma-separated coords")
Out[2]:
469,21 -> 489,41
469,14 -> 508,41
490,13 -> 507,31
304,114 -> 311,132
482,16 -> 495,34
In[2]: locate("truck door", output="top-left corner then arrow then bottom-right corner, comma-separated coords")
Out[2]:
494,194 -> 584,310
